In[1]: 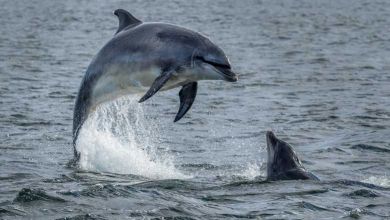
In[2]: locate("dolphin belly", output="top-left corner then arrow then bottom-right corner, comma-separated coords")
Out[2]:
90,64 -> 188,109
90,65 -> 157,107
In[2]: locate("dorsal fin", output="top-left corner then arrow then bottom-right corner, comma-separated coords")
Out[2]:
113,9 -> 141,34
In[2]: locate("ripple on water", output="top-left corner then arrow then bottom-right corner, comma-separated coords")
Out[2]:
14,188 -> 66,203
56,214 -> 106,220
351,144 -> 390,153
298,201 -> 332,211
343,189 -> 381,198
59,184 -> 136,198
0,206 -> 26,217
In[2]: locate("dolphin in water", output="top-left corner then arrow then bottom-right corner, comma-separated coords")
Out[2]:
266,131 -> 319,181
72,9 -> 238,158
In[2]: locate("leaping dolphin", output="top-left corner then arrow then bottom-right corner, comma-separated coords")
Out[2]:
266,131 -> 319,181
72,9 -> 238,158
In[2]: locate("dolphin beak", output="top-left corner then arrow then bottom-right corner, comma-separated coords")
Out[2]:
213,65 -> 238,82
266,131 -> 278,164
266,131 -> 277,149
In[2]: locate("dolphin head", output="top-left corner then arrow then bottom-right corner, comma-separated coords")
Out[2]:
190,44 -> 238,82
181,39 -> 238,83
155,27 -> 238,83
266,131 -> 305,180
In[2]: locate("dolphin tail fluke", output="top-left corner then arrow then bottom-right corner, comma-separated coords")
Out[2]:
174,82 -> 197,122
138,69 -> 175,103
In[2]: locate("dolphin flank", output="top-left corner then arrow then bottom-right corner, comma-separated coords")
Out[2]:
72,9 -> 238,159
266,131 -> 319,181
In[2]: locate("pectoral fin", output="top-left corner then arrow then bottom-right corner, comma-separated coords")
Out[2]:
139,69 -> 174,103
174,82 -> 198,122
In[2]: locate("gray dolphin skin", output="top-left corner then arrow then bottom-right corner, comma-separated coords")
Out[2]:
266,131 -> 319,181
72,9 -> 238,158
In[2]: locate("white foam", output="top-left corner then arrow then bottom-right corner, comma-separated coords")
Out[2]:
75,96 -> 188,180
240,162 -> 263,180
362,176 -> 390,187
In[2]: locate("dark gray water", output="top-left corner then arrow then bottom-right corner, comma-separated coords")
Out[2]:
1,0 -> 390,219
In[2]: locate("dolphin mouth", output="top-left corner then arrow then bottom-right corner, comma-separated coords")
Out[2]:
213,65 -> 238,82
199,58 -> 238,82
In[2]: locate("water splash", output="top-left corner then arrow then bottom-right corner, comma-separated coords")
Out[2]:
363,176 -> 390,187
236,143 -> 266,180
240,162 -> 263,180
75,96 -> 188,179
